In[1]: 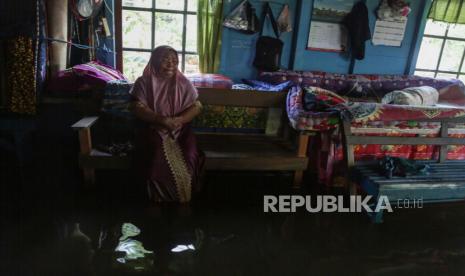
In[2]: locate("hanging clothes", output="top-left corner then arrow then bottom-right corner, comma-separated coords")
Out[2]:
1,0 -> 47,115
343,1 -> 371,60
5,37 -> 37,114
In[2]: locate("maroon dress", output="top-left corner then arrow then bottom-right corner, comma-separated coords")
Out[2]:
131,46 -> 204,203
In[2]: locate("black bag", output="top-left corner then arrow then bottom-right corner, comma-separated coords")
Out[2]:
253,3 -> 283,71
223,0 -> 260,34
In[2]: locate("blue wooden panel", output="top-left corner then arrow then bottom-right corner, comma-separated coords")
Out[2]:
352,0 -> 424,74
353,160 -> 465,223
292,0 -> 350,73
353,56 -> 410,75
219,0 -> 431,80
381,185 -> 465,202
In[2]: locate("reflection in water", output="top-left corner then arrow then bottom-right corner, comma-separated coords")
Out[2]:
115,238 -> 153,259
60,223 -> 95,275
119,222 -> 141,241
171,244 -> 196,253
114,223 -> 153,270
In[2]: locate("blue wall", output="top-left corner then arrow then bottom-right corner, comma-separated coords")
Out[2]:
219,0 -> 431,81
219,0 -> 297,81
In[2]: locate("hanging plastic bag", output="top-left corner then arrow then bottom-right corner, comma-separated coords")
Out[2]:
223,0 -> 260,34
377,0 -> 411,21
277,4 -> 292,34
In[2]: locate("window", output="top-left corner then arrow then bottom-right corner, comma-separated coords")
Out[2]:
415,19 -> 465,82
121,0 -> 199,81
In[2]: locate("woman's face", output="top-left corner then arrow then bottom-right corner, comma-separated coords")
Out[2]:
159,51 -> 178,78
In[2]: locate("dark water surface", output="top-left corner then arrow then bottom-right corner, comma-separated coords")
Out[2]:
2,153 -> 465,276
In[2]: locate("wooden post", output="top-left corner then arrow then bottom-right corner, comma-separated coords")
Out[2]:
72,117 -> 99,185
341,120 -> 356,195
46,0 -> 68,76
439,121 -> 448,163
78,128 -> 95,184
293,133 -> 309,189
265,107 -> 282,136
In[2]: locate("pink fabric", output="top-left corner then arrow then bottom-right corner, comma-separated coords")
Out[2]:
131,46 -> 198,139
438,84 -> 465,106
46,69 -> 82,93
73,61 -> 127,83
47,61 -> 126,93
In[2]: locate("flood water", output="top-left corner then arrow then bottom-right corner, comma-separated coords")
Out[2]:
2,156 -> 465,275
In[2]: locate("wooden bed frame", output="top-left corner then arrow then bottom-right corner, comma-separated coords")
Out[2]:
341,117 -> 465,223
72,87 -> 310,188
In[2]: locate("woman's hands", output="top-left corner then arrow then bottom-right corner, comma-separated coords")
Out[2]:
175,101 -> 202,124
131,100 -> 201,132
160,116 -> 183,131
162,100 -> 202,130
131,101 -> 182,132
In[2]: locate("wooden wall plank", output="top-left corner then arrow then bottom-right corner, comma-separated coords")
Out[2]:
197,88 -> 287,107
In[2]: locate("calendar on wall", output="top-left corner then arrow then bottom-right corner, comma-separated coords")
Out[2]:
372,0 -> 411,47
307,0 -> 356,52
372,18 -> 408,47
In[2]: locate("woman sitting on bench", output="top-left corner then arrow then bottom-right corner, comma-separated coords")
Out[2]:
130,45 -> 204,204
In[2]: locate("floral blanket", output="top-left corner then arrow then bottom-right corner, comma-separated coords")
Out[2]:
287,83 -> 465,132
285,83 -> 465,186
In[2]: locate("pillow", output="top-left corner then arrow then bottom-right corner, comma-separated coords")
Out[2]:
232,83 -> 254,90
241,79 -> 293,91
186,73 -> 233,89
381,86 -> 439,106
302,86 -> 347,111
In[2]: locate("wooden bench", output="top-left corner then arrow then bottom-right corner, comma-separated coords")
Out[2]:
72,88 -> 310,188
341,117 -> 465,223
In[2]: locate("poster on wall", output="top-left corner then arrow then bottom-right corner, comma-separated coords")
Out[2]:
307,0 -> 356,52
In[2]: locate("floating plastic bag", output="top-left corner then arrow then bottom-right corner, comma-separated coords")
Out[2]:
277,4 -> 292,33
223,0 -> 259,34
115,223 -> 153,266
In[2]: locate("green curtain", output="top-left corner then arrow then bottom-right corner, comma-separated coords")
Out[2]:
428,0 -> 465,24
197,0 -> 223,73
